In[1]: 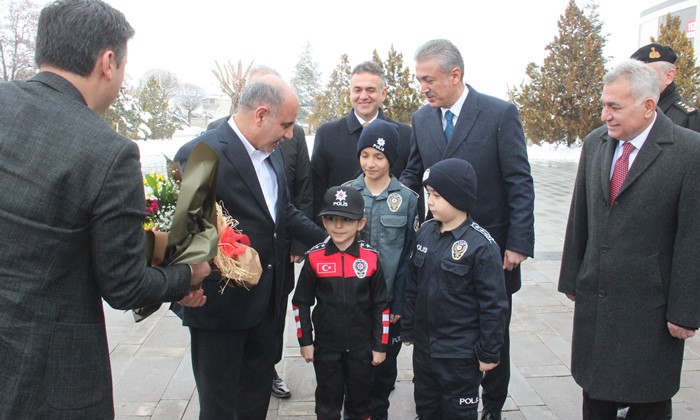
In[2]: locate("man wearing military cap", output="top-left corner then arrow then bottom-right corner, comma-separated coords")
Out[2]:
631,42 -> 700,132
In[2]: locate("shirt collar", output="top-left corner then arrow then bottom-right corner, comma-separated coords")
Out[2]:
229,116 -> 272,160
441,84 -> 469,119
355,111 -> 379,126
620,111 -> 657,151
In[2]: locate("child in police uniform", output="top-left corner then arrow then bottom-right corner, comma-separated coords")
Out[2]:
401,158 -> 509,420
292,185 -> 389,420
343,118 -> 419,419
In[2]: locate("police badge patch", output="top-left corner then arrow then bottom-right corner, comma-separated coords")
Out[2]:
452,240 -> 468,260
387,193 -> 402,212
353,259 -> 368,278
413,215 -> 420,232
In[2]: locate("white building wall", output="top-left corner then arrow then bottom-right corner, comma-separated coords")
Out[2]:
640,0 -> 699,63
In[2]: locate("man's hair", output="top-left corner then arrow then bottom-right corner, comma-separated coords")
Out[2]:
351,61 -> 386,87
647,60 -> 676,84
248,64 -> 281,80
35,0 -> 134,77
239,79 -> 285,116
604,59 -> 660,104
414,39 -> 464,80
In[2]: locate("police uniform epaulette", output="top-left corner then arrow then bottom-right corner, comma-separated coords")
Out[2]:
470,221 -> 495,244
306,241 -> 327,255
673,99 -> 698,115
358,240 -> 378,253
398,182 -> 419,198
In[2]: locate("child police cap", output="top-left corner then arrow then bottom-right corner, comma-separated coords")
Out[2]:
422,158 -> 477,212
356,119 -> 399,168
319,185 -> 365,220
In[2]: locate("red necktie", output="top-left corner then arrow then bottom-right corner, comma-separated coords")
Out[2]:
609,142 -> 635,204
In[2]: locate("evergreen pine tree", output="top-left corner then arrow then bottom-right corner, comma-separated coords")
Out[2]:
104,87 -> 146,140
654,13 -> 700,106
308,54 -> 351,129
139,76 -> 178,140
290,42 -> 323,125
380,45 -> 422,124
509,0 -> 607,145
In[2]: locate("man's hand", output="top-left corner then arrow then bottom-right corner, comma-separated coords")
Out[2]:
371,351 -> 386,366
189,262 -> 211,286
390,314 -> 402,324
479,361 -> 499,372
178,288 -> 207,307
290,255 -> 303,263
300,345 -> 314,363
503,250 -> 528,271
566,294 -> 576,302
668,322 -> 696,340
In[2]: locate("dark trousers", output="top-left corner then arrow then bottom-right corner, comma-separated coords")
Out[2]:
314,346 -> 375,420
413,345 -> 481,420
368,320 -> 402,419
582,391 -> 672,420
189,302 -> 277,420
481,293 -> 512,412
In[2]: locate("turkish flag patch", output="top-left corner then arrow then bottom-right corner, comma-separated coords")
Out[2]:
316,262 -> 337,275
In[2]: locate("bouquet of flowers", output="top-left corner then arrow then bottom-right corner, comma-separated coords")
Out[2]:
143,170 -> 179,233
134,143 -> 262,322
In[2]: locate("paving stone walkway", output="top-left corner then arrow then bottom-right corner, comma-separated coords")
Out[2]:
107,159 -> 700,419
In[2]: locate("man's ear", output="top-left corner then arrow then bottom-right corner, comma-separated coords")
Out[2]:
97,49 -> 116,81
449,67 -> 462,86
665,67 -> 676,87
253,106 -> 270,126
644,98 -> 657,117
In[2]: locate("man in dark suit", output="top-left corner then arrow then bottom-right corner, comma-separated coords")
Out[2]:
630,43 -> 700,132
558,59 -> 699,419
0,1 -> 210,418
206,65 -> 313,399
173,74 -> 325,419
400,39 -> 535,420
311,61 -> 415,220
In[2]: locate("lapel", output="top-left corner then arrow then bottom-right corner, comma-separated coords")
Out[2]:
617,114 -> 667,199
598,132 -> 616,202
599,112 -> 669,202
421,107 -> 447,155
269,148 -> 286,222
344,110 -> 363,135
216,123 -> 274,222
444,84 -> 480,158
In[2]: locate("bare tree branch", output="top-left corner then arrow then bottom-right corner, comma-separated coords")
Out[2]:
212,59 -> 254,114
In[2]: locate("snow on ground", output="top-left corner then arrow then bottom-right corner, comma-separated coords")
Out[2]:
137,127 -> 580,175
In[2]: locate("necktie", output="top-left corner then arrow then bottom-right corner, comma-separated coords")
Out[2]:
609,142 -> 635,204
361,122 -> 369,128
444,110 -> 454,142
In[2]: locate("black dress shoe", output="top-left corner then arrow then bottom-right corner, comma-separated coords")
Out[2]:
481,410 -> 502,420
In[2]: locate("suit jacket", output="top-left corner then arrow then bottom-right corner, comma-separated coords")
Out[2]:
280,124 -> 313,294
401,85 -> 535,294
172,122 -> 324,330
206,118 -> 312,294
311,109 -> 412,219
558,112 -> 700,402
0,72 -> 192,418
